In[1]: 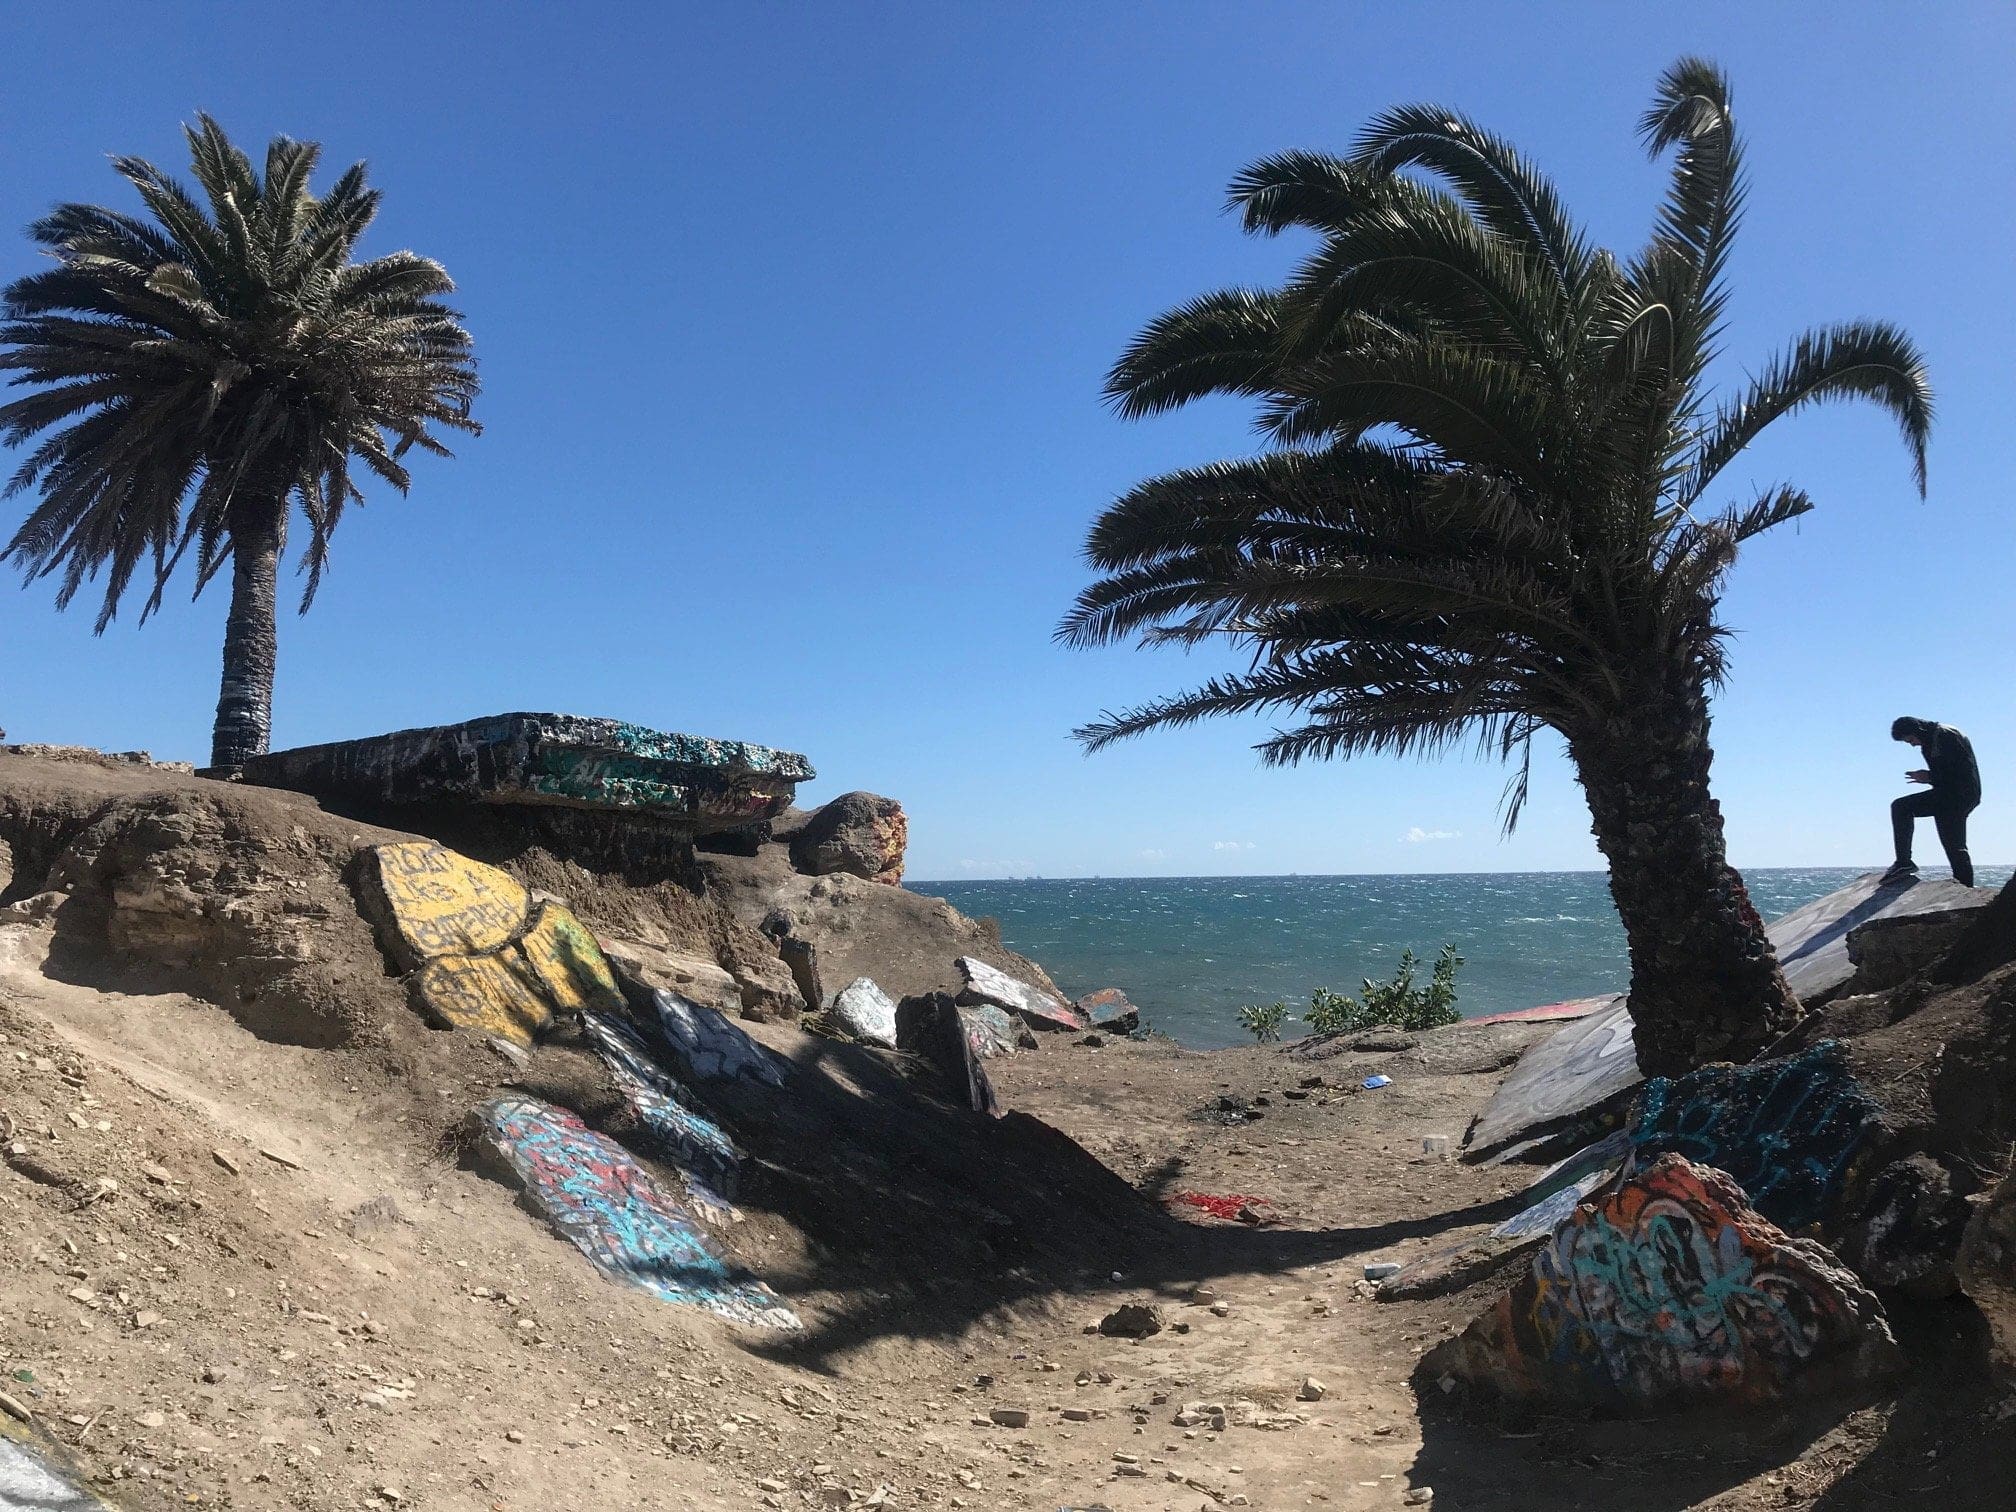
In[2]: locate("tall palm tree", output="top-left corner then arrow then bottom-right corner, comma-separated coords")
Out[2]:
1060,60 -> 1932,1076
1,116 -> 478,772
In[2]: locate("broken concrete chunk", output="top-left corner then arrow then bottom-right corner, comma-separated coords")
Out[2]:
652,989 -> 791,1086
360,842 -> 530,969
1077,987 -> 1140,1035
829,977 -> 900,1048
1430,1154 -> 1900,1410
473,1095 -> 797,1330
956,956 -> 1087,1032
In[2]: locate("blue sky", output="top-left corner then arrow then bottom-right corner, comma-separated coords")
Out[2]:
3,2 -> 2011,880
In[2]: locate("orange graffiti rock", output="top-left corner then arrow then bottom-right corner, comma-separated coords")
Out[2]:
1429,1154 -> 1900,1411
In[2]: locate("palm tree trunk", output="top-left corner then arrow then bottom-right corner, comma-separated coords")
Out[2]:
1570,673 -> 1799,1076
208,512 -> 281,773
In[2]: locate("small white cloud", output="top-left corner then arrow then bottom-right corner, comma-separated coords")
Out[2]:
1138,848 -> 1167,861
1211,840 -> 1256,852
1402,826 -> 1461,843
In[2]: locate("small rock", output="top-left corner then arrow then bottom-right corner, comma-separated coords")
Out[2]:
1297,1377 -> 1326,1402
1208,1302 -> 1231,1317
133,1310 -> 161,1329
505,1430 -> 525,1444
1364,1262 -> 1402,1282
135,1410 -> 166,1430
140,1162 -> 173,1184
1098,1303 -> 1166,1339
1403,1489 -> 1435,1506
1061,1407 -> 1093,1422
988,1407 -> 1030,1428
211,1150 -> 241,1175
260,1147 -> 305,1171
756,1479 -> 786,1493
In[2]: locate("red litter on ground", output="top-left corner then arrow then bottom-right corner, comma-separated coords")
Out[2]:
1169,1191 -> 1268,1221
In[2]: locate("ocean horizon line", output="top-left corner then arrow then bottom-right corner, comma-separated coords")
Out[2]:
907,863 -> 1999,888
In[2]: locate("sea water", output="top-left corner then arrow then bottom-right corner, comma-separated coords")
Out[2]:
915,868 -> 2010,1050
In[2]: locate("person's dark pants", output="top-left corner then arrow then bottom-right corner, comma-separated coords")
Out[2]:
1892,791 -> 1977,886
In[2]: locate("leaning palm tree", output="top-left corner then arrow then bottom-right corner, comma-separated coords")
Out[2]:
1,116 -> 478,772
1060,60 -> 1931,1075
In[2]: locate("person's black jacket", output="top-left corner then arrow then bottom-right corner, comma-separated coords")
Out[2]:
1924,723 -> 1982,809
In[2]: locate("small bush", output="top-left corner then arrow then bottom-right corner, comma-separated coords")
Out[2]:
1303,944 -> 1464,1035
1236,1000 -> 1290,1043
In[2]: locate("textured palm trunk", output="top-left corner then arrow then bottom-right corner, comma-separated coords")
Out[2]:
208,511 -> 281,773
1570,672 -> 1799,1076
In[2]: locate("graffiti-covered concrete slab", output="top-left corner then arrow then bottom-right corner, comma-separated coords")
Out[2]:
652,989 -> 792,1086
245,712 -> 814,836
582,1010 -> 741,1220
1,1422 -> 113,1511
1466,875 -> 1988,1158
1631,1042 -> 1882,1234
830,977 -> 899,1047
358,842 -> 624,1044
361,841 -> 530,967
1466,996 -> 1639,1157
478,1095 -> 799,1329
1493,1131 -> 1632,1240
1431,1154 -> 1899,1410
1467,994 -> 1619,1028
956,956 -> 1087,1031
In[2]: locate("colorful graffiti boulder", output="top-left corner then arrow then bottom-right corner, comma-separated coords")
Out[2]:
1078,987 -> 1141,1035
476,1095 -> 799,1330
955,956 -> 1086,1032
357,841 -> 626,1045
1630,1042 -> 1884,1235
582,1010 -> 742,1221
244,711 -> 814,836
1430,1154 -> 1900,1411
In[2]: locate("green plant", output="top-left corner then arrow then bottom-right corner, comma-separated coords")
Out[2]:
1059,59 -> 1930,1076
1304,945 -> 1465,1035
1,117 -> 478,771
1236,1000 -> 1290,1043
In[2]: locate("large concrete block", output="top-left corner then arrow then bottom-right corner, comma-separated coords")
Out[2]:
356,841 -> 623,1045
245,712 -> 814,837
1430,1154 -> 1900,1411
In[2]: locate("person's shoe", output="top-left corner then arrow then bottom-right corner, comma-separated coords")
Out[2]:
1878,860 -> 1919,886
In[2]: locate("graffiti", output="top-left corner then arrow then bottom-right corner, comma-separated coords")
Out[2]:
582,1010 -> 741,1220
653,989 -> 791,1086
242,712 -> 813,837
1494,1130 -> 1632,1239
479,1096 -> 799,1330
956,957 -> 1087,1031
366,841 -> 529,965
1467,993 -> 1620,1028
1,1421 -> 112,1511
958,1005 -> 1022,1059
1465,998 -> 1641,1156
1436,1154 -> 1898,1409
358,842 -> 626,1044
830,977 -> 899,1047
1630,1042 -> 1882,1234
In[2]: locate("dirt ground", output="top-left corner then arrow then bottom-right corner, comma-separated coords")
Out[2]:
1,752 -> 2010,1511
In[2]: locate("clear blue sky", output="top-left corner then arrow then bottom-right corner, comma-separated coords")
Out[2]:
3,3 -> 2010,880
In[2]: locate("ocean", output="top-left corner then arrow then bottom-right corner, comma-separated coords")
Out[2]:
914,868 -> 2010,1050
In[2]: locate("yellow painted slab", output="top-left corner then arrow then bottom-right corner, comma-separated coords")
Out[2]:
519,902 -> 627,1017
410,951 -> 554,1045
368,841 -> 529,964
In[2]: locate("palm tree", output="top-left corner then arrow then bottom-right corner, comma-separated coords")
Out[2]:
1,116 -> 478,772
1060,60 -> 1931,1076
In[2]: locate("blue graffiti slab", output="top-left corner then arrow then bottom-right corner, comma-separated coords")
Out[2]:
652,990 -> 792,1086
1630,1041 -> 1882,1233
480,1095 -> 799,1331
582,1011 -> 741,1221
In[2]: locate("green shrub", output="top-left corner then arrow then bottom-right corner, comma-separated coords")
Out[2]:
1303,944 -> 1464,1035
1236,1000 -> 1290,1043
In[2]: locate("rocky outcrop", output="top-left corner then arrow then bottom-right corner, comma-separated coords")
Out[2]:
784,792 -> 907,885
1430,1154 -> 1901,1411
